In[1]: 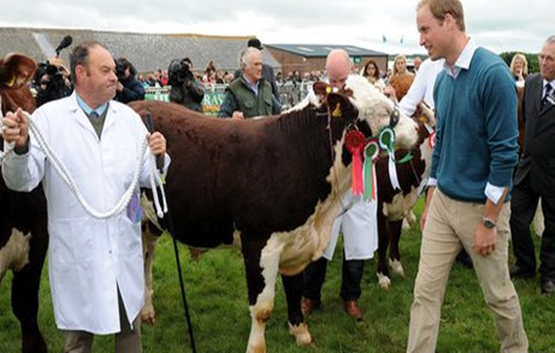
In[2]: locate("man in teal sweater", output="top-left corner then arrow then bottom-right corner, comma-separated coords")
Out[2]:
407,0 -> 528,352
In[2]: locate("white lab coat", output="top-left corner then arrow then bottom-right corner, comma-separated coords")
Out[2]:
323,192 -> 378,261
2,92 -> 169,334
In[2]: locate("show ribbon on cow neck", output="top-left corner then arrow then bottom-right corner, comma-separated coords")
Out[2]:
378,127 -> 400,190
363,139 -> 380,201
5,111 -> 168,219
345,129 -> 366,195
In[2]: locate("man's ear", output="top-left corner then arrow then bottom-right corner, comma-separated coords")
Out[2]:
75,64 -> 87,81
326,92 -> 358,122
0,53 -> 36,89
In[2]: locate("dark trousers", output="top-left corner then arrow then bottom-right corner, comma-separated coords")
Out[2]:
303,255 -> 364,302
510,174 -> 555,281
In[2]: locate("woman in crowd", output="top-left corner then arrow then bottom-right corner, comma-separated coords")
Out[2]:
362,59 -> 386,92
388,55 -> 415,101
510,53 -> 528,87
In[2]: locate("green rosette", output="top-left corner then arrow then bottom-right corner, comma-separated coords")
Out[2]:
378,126 -> 396,160
363,139 -> 380,201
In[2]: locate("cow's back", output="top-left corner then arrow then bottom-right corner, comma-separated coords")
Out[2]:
130,100 -> 335,248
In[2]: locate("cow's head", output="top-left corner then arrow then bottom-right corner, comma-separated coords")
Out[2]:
306,76 -> 418,152
343,75 -> 418,150
0,53 -> 36,116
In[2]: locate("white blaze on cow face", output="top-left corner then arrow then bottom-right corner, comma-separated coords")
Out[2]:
0,229 -> 31,284
345,75 -> 418,151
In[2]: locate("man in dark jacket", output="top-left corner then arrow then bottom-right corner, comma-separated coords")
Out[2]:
234,38 -> 280,103
509,35 -> 555,294
168,57 -> 205,112
114,57 -> 145,103
219,47 -> 280,119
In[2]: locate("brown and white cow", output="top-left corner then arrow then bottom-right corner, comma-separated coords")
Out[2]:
374,104 -> 436,289
131,75 -> 419,353
1,53 -> 49,352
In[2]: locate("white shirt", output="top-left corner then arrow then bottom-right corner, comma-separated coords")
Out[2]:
398,58 -> 444,117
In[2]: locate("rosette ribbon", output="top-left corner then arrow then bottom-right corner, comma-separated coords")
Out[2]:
363,139 -> 380,201
345,129 -> 366,195
379,127 -> 400,190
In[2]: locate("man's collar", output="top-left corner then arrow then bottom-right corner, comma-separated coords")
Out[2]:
443,37 -> 477,78
75,93 -> 108,116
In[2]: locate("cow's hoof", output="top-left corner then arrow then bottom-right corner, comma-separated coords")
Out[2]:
389,258 -> 405,277
141,307 -> 156,325
288,322 -> 313,346
402,218 -> 412,231
377,273 -> 391,289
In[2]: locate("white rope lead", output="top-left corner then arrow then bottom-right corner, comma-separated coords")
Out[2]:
2,111 -> 168,219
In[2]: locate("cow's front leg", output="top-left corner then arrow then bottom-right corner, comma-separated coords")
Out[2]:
241,233 -> 282,353
376,211 -> 392,289
11,228 -> 48,353
281,273 -> 312,346
388,220 -> 405,277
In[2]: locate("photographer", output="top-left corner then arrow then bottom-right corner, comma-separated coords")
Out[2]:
168,57 -> 205,112
34,58 -> 73,107
114,57 -> 145,103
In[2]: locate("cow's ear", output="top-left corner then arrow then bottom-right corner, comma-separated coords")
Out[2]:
0,53 -> 36,89
313,81 -> 331,97
327,92 -> 358,121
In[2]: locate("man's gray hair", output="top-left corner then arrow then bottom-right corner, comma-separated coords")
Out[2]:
546,35 -> 555,46
239,47 -> 261,70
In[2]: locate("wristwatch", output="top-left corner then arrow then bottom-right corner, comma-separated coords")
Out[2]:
482,217 -> 496,229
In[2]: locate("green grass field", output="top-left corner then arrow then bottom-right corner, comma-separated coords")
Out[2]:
1,197 -> 555,352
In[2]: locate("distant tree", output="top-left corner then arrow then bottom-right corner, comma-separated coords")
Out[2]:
500,51 -> 539,74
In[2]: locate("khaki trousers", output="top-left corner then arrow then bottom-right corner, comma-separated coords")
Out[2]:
407,189 -> 528,353
64,289 -> 142,353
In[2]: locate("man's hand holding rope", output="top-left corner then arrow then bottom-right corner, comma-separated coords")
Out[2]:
2,108 -> 29,149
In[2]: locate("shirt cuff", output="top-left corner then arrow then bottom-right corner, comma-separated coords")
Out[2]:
427,177 -> 437,187
484,182 -> 504,205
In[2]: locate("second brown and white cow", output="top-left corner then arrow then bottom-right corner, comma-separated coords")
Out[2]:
375,105 -> 436,289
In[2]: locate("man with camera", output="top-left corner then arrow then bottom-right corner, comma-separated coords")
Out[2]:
168,57 -> 205,112
114,57 -> 145,104
35,58 -> 73,107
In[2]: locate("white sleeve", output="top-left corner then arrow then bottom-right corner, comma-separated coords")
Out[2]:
2,111 -> 47,192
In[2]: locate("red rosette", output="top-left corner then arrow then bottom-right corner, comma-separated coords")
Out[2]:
345,130 -> 366,154
345,130 -> 366,195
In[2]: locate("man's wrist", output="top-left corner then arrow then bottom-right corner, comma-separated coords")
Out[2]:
481,216 -> 497,229
14,138 -> 30,155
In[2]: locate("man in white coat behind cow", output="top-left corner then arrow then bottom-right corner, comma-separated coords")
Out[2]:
301,49 -> 378,321
1,40 -> 169,352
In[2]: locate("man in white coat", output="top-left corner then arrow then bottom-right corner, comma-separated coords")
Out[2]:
1,40 -> 169,352
301,49 -> 378,321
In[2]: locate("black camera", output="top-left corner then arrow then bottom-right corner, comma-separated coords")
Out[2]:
115,59 -> 127,83
168,58 -> 194,86
34,62 -> 73,107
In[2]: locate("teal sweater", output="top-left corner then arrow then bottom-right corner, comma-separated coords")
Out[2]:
432,48 -> 519,203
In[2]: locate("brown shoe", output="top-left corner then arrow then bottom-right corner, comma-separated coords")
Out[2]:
301,297 -> 320,316
343,300 -> 363,320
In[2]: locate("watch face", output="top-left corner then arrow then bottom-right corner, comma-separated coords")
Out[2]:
484,219 -> 496,229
